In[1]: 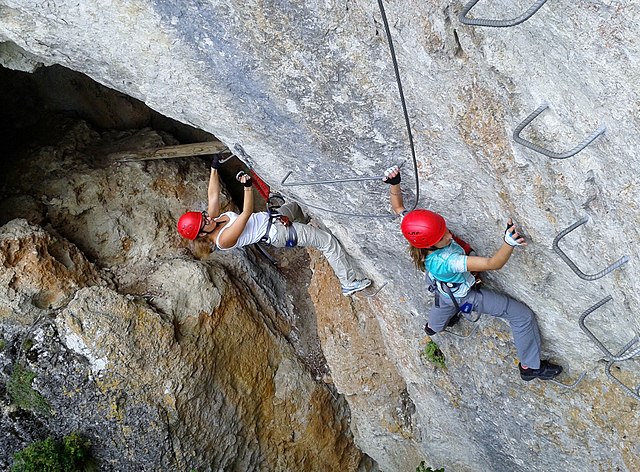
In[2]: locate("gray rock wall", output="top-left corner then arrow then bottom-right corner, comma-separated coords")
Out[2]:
2,1 -> 639,470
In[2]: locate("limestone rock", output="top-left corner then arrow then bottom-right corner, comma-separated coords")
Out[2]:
0,219 -> 104,319
2,1 -> 640,470
0,127 -> 372,470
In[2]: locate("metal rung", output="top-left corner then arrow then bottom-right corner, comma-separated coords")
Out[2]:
459,0 -> 549,28
513,104 -> 605,159
548,371 -> 586,390
605,339 -> 640,401
578,296 -> 640,362
365,281 -> 389,298
443,322 -> 480,339
553,216 -> 629,281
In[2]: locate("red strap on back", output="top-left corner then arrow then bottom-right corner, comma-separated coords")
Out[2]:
452,233 -> 473,255
248,170 -> 270,201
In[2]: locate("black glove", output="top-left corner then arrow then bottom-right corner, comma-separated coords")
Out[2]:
236,171 -> 253,187
210,153 -> 225,170
424,323 -> 436,336
383,165 -> 401,185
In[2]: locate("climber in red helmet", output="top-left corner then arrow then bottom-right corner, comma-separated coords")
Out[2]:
383,165 -> 562,382
177,154 -> 371,296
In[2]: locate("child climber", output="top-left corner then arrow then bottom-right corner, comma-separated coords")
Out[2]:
177,154 -> 371,296
383,165 -> 562,381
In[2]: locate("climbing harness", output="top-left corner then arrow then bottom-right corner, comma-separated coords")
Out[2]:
552,216 -> 629,281
513,104 -> 606,159
459,0 -> 549,28
257,209 -> 298,249
426,272 -> 480,323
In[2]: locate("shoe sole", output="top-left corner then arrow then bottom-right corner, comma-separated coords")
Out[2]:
342,280 -> 372,296
520,371 -> 563,382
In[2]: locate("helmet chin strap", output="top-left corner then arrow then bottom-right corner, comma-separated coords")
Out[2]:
200,219 -> 225,237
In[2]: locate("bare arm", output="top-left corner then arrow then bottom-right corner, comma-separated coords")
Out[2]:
383,166 -> 406,214
466,244 -> 515,272
216,173 -> 254,249
207,168 -> 222,217
465,219 -> 526,272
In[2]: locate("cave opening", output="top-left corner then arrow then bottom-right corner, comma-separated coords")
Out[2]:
0,62 -> 256,226
0,59 -> 331,386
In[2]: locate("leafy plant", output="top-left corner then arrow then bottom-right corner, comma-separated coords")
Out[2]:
416,460 -> 445,472
11,432 -> 94,472
62,433 -> 93,469
422,341 -> 446,369
7,363 -> 51,415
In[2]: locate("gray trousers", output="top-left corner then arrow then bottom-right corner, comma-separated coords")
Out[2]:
269,203 -> 356,286
428,287 -> 542,369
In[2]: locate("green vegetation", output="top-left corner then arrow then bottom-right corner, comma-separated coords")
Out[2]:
0,338 -> 6,351
11,432 -> 95,472
7,363 -> 51,415
22,338 -> 34,352
422,341 -> 446,369
416,461 -> 445,472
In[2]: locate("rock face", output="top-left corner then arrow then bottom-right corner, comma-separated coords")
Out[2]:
0,121 -> 375,471
2,1 -> 640,471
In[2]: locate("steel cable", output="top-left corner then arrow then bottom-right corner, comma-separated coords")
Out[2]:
281,0 -> 421,218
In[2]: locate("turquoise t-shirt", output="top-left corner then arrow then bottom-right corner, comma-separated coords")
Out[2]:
425,240 -> 476,298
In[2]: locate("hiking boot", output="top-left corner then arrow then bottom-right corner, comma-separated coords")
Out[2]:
519,360 -> 563,381
342,279 -> 371,296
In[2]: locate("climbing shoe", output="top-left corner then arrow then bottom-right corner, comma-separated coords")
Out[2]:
342,279 -> 371,296
519,360 -> 563,381
267,192 -> 285,212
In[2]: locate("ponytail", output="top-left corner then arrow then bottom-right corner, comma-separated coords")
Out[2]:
408,245 -> 433,272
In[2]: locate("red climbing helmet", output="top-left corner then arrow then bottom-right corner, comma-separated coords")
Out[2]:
400,209 -> 447,248
177,211 -> 204,240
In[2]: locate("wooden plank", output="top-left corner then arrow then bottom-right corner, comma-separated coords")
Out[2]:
109,141 -> 229,162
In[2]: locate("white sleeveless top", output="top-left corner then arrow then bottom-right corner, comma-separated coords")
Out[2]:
215,211 -> 272,250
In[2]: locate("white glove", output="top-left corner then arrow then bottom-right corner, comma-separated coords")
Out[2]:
504,220 -> 525,247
